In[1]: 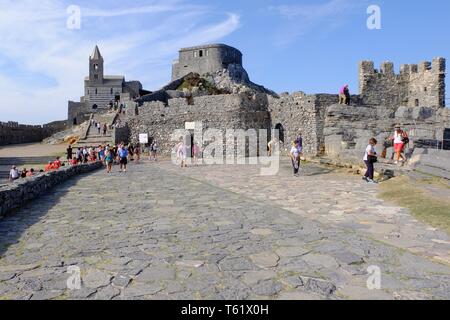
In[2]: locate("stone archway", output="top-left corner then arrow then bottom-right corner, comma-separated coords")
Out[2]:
274,123 -> 285,143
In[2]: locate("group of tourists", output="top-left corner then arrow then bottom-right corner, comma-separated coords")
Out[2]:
339,84 -> 351,106
174,140 -> 201,167
362,124 -> 409,184
8,156 -> 64,182
91,120 -> 108,135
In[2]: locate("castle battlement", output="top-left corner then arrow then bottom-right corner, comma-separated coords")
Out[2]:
359,57 -> 446,109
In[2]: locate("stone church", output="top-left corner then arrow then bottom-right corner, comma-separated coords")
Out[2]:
68,46 -> 143,126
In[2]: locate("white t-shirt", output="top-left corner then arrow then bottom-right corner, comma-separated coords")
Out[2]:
178,144 -> 187,159
364,144 -> 375,161
10,169 -> 19,179
290,146 -> 300,159
394,131 -> 404,144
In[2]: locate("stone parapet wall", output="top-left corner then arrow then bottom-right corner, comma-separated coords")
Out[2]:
0,121 -> 67,146
0,162 -> 103,218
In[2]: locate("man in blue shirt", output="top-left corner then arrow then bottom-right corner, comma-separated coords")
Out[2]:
118,145 -> 129,172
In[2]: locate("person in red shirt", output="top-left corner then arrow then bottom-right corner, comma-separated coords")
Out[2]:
53,157 -> 62,169
71,158 -> 78,166
44,161 -> 54,172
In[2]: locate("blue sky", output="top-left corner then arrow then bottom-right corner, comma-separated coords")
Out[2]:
0,0 -> 449,124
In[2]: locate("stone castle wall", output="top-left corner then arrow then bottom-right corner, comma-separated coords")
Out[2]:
0,121 -> 67,146
359,58 -> 446,109
127,93 -> 271,156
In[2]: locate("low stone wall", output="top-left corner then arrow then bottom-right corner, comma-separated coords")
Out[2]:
0,162 -> 103,218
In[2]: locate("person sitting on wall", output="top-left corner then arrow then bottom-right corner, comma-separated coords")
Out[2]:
26,168 -> 35,177
339,85 -> 348,104
53,157 -> 62,169
44,161 -> 54,172
344,85 -> 351,105
9,165 -> 20,182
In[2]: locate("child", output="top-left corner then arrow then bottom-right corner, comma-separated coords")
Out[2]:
290,141 -> 301,177
363,138 -> 378,184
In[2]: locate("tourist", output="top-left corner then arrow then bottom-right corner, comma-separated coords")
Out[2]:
295,130 -> 303,153
98,145 -> 105,162
82,147 -> 89,163
53,157 -> 62,169
177,140 -> 188,168
21,168 -> 27,178
71,157 -> 78,166
151,140 -> 158,162
267,137 -> 278,157
192,142 -> 201,166
26,168 -> 34,177
76,147 -> 83,163
128,144 -> 135,161
118,144 -> 129,172
97,122 -> 101,134
135,144 -> 141,163
289,141 -> 301,177
339,85 -> 347,104
103,123 -> 107,135
44,161 -> 54,172
390,124 -> 408,164
67,145 -> 73,161
363,138 -> 378,184
105,147 -> 114,173
344,85 -> 351,106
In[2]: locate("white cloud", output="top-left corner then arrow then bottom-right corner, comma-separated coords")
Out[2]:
0,0 -> 240,124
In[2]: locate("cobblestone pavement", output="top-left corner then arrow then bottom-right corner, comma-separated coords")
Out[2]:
0,160 -> 449,300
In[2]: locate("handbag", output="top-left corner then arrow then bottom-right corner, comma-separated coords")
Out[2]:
368,155 -> 378,163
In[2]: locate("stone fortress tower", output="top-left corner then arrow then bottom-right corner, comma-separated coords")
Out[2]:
172,44 -> 243,80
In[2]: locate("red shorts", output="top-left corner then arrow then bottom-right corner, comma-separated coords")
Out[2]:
394,143 -> 404,153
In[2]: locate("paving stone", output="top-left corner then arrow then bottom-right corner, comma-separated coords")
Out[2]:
252,280 -> 283,296
219,257 -> 257,271
83,269 -> 112,289
249,252 -> 280,269
137,267 -> 176,282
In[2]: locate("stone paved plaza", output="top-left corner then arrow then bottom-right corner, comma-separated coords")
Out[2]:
0,160 -> 449,300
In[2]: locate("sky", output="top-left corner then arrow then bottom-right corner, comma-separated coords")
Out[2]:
0,0 -> 449,124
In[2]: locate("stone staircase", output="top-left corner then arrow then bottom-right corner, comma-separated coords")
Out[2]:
75,112 -> 117,148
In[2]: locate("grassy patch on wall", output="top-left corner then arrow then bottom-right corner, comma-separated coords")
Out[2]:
379,176 -> 450,233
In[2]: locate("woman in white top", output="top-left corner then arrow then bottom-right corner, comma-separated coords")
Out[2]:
391,125 -> 407,163
363,138 -> 378,183
289,141 -> 301,177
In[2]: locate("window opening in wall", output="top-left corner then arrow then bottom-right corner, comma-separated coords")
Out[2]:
194,51 -> 198,58
94,64 -> 98,70
111,88 -> 113,94
199,50 -> 203,57
424,87 -> 427,92
415,99 -> 419,106
95,88 -> 98,95
206,50 -> 209,57
94,74 -> 98,80
92,104 -> 98,110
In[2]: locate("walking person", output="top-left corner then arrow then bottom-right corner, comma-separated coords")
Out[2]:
97,122 -> 101,134
192,142 -> 201,166
150,140 -> 158,161
135,144 -> 141,163
267,137 -> 279,157
289,141 -> 301,177
363,138 -> 378,184
177,140 -> 188,168
105,147 -> 114,174
118,144 -> 129,172
66,145 -> 73,162
103,123 -> 107,136
390,124 -> 408,164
